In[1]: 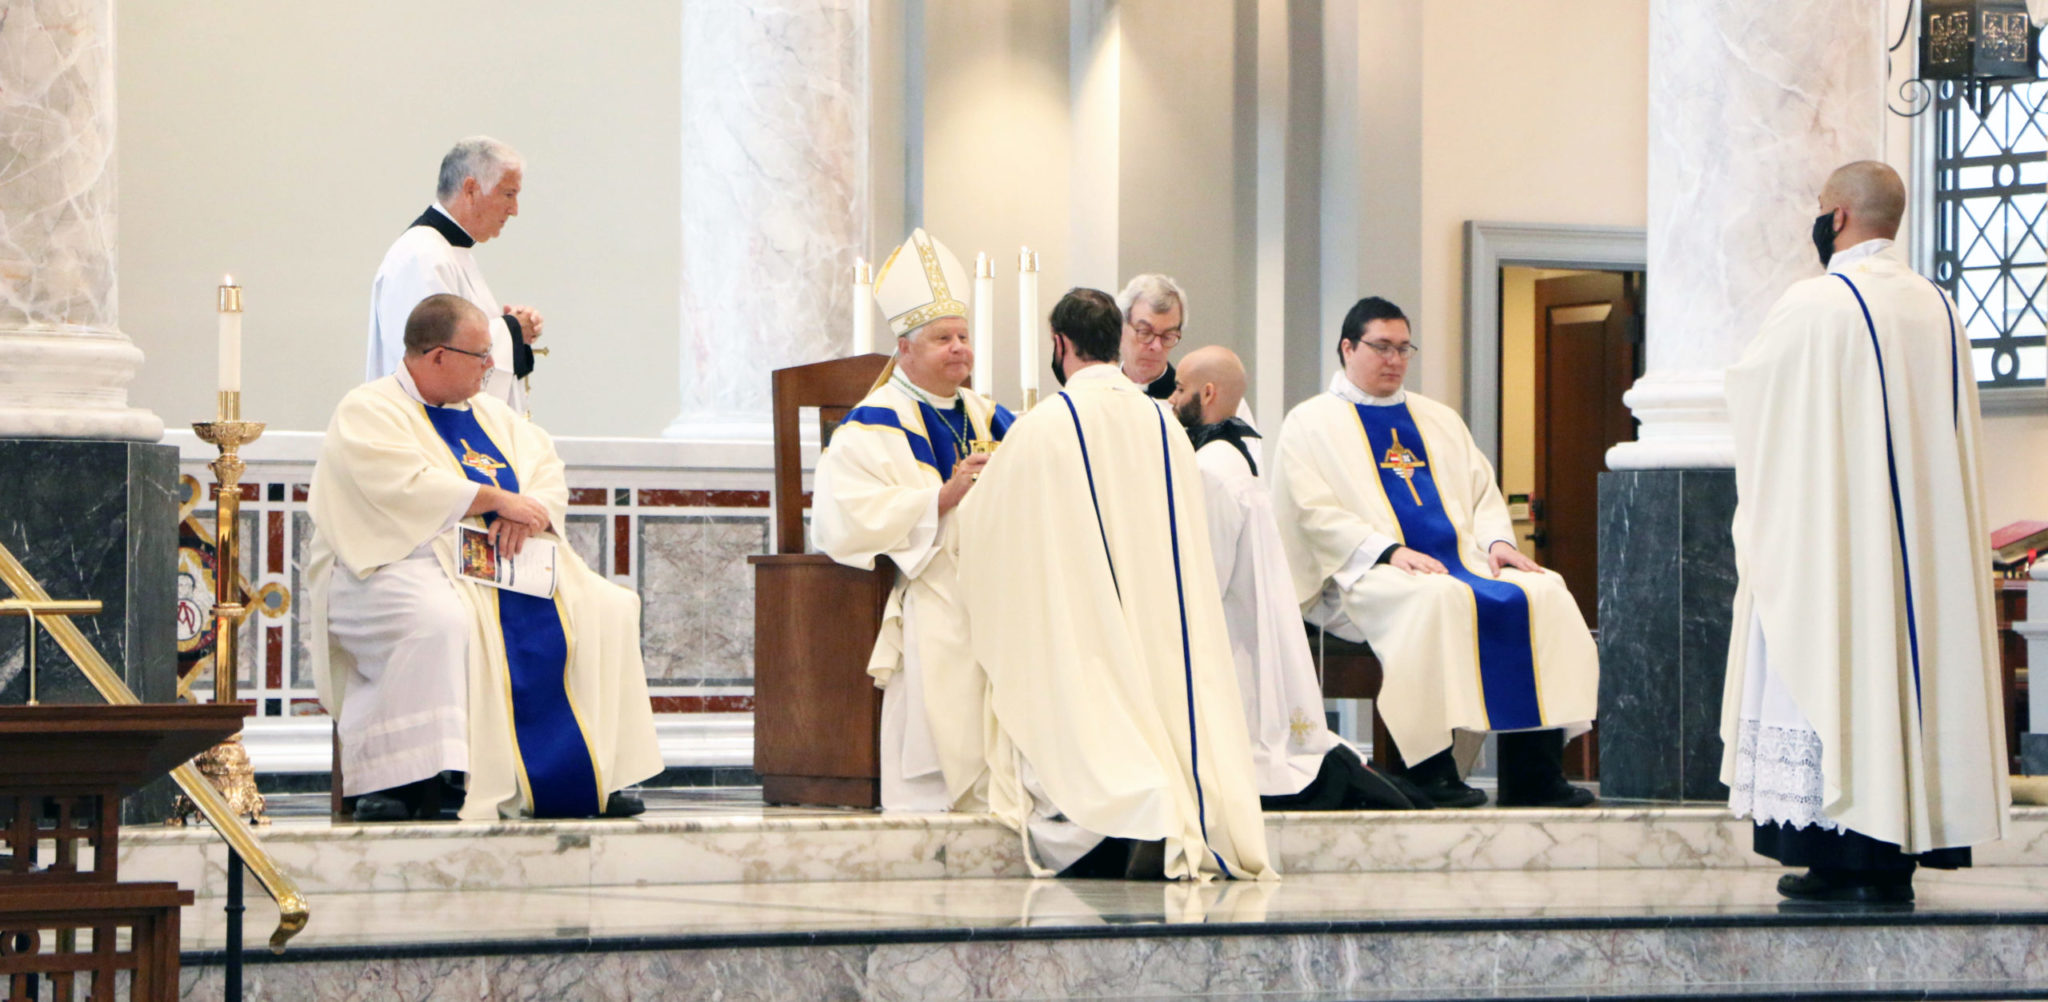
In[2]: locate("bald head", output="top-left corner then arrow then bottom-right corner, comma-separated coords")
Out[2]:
1170,345 -> 1246,429
1820,160 -> 1906,243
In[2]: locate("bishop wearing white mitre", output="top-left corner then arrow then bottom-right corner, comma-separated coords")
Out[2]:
1272,296 -> 1598,808
309,294 -> 660,822
958,287 -> 1272,881
813,229 -> 1014,812
1722,161 -> 2007,903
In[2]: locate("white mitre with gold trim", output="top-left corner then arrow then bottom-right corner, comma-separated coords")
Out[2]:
874,228 -> 970,337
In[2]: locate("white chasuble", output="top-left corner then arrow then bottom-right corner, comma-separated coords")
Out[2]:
368,206 -> 526,412
957,364 -> 1273,882
1720,250 -> 2007,854
1270,380 -> 1597,764
306,375 -> 661,820
812,378 -> 1014,811
1193,439 -> 1343,797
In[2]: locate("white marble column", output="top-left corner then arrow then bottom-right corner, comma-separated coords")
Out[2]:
667,1 -> 868,442
1607,0 -> 1884,469
0,0 -> 161,442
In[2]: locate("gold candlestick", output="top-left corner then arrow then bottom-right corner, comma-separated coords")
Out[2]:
182,399 -> 269,823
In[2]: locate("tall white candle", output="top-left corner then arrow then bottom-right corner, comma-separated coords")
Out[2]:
851,258 -> 874,356
1016,248 -> 1040,398
972,252 -> 995,393
217,274 -> 243,394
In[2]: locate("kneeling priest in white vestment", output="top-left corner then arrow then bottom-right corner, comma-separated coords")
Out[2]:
1272,296 -> 1598,809
1168,346 -> 1424,811
958,288 -> 1272,881
1721,161 -> 2007,903
814,228 -> 1014,812
309,294 -> 661,822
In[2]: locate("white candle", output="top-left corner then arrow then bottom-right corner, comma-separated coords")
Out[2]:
851,258 -> 874,356
972,252 -> 995,393
1016,248 -> 1040,398
217,274 -> 243,394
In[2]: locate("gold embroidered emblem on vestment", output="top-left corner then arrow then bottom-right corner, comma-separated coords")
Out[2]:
1379,429 -> 1426,505
459,438 -> 506,486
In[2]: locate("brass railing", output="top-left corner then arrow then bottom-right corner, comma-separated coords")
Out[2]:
0,540 -> 307,952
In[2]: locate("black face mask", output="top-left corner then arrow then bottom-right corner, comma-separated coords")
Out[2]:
1051,338 -> 1069,387
1812,211 -> 1839,267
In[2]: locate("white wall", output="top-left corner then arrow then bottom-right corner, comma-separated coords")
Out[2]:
1414,1 -> 1650,408
117,2 -> 682,437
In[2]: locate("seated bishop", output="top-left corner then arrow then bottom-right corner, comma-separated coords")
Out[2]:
307,294 -> 662,822
1167,346 -> 1425,812
957,288 -> 1272,882
1271,296 -> 1598,809
813,228 -> 1013,812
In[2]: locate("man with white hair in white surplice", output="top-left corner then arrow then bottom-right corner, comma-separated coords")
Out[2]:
1116,274 -> 1261,466
813,229 -> 1015,812
368,136 -> 546,412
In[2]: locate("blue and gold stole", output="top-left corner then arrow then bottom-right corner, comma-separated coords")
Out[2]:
840,392 -> 1015,481
1352,403 -> 1543,731
421,405 -> 603,818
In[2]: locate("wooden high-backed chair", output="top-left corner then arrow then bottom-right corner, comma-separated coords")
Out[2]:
748,353 -> 895,807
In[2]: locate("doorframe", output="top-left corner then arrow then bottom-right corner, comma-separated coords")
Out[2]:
1461,221 -> 1646,468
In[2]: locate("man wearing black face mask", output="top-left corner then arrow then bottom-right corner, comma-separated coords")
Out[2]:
1722,160 -> 2008,903
952,288 -> 1274,881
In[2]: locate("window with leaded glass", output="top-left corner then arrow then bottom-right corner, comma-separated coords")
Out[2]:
1932,76 -> 2048,388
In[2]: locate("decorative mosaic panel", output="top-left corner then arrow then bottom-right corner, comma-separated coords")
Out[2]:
177,463 -> 774,719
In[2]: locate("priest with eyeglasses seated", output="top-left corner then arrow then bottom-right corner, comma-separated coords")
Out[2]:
812,228 -> 1013,812
1271,296 -> 1599,809
307,294 -> 661,822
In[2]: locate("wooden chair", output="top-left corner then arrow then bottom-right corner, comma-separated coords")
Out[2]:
748,354 -> 895,807
1305,623 -> 1400,772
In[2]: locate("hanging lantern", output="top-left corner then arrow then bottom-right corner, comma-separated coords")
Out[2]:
1920,0 -> 2040,81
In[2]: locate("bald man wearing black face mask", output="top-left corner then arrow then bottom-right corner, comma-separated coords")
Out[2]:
1722,160 -> 2009,904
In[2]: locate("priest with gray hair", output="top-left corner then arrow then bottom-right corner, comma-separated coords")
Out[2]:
367,135 -> 547,413
1117,272 -> 1262,463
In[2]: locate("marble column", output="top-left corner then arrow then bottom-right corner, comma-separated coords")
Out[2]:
1,0 -> 179,821
667,1 -> 868,441
0,0 -> 161,441
1596,0 -> 1885,800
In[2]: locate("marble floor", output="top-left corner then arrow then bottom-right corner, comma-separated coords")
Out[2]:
189,865 -> 2048,952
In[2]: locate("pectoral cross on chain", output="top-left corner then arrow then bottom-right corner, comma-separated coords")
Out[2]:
1379,429 -> 1426,506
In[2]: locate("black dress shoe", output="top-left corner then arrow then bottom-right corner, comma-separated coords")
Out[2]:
352,792 -> 413,822
602,792 -> 647,818
1777,869 -> 1914,903
1123,839 -> 1168,881
1385,773 -> 1438,811
1496,782 -> 1598,808
1407,777 -> 1489,808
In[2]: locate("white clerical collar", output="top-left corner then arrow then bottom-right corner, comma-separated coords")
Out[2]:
891,370 -> 961,409
395,364 -> 470,410
430,202 -> 476,243
1827,238 -> 1894,274
1328,371 -> 1405,407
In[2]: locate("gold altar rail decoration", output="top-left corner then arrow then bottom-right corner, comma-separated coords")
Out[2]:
0,539 -> 308,952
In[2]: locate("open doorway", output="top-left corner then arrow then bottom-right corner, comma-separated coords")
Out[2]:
1497,267 -> 1643,624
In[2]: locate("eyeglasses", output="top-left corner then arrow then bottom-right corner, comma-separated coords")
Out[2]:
1357,340 -> 1419,360
1131,325 -> 1183,348
436,343 -> 493,363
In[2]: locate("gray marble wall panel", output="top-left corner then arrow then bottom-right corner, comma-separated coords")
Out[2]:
639,515 -> 768,683
1597,468 -> 1738,801
0,440 -> 180,819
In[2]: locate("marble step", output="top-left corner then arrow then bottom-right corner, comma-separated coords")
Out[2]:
124,802 -> 2048,901
174,867 -> 2048,1001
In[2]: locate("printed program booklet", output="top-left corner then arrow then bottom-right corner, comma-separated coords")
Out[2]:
456,525 -> 559,599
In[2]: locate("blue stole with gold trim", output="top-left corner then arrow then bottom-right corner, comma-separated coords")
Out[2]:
1352,403 -> 1543,731
840,398 -> 1013,481
422,405 -> 603,817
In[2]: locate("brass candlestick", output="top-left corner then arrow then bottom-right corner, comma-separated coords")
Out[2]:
180,391 -> 269,824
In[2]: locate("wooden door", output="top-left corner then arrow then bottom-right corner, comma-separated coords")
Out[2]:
1532,272 -> 1640,626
